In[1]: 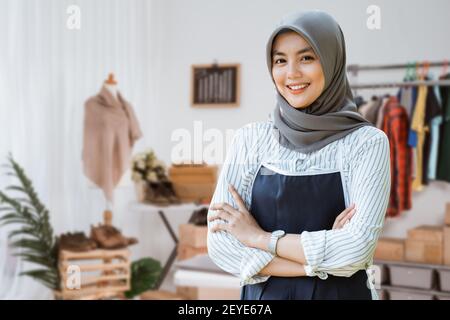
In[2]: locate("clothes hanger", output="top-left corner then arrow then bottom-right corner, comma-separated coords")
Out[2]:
403,61 -> 415,82
421,60 -> 430,80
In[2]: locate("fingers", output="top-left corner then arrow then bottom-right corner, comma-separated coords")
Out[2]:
333,204 -> 357,230
207,209 -> 233,223
335,203 -> 355,223
228,184 -> 247,212
208,208 -> 234,233
210,201 -> 239,217
209,220 -> 230,233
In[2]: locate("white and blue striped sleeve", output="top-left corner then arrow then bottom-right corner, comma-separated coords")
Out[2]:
300,131 -> 391,279
207,126 -> 275,286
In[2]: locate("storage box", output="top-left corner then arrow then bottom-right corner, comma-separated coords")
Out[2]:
179,224 -> 207,248
389,264 -> 436,289
177,244 -> 208,261
445,227 -> 450,266
407,225 -> 443,242
387,289 -> 434,300
445,203 -> 450,226
169,164 -> 218,203
437,267 -> 450,292
176,286 -> 240,300
405,239 -> 443,264
374,238 -> 405,261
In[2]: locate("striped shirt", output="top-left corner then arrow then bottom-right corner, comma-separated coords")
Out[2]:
207,119 -> 391,294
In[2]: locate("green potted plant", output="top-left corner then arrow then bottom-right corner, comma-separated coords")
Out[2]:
0,155 -> 60,291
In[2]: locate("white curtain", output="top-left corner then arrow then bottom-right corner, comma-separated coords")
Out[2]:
0,0 -> 164,299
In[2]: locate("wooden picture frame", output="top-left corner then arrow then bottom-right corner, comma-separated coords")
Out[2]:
191,63 -> 240,108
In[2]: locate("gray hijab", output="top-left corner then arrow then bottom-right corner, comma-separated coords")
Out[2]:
267,10 -> 373,153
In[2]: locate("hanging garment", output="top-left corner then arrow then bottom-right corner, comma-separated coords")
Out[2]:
437,73 -> 450,182
376,96 -> 390,129
240,145 -> 372,300
428,75 -> 444,180
410,85 -> 428,191
421,87 -> 441,185
82,86 -> 142,202
381,97 -> 412,217
428,116 -> 443,180
207,120 -> 390,300
407,86 -> 419,146
399,85 -> 419,121
358,96 -> 382,125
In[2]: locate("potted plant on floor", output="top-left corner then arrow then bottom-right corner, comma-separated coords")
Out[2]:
0,155 -> 60,292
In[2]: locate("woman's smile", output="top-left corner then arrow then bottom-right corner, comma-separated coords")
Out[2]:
286,82 -> 310,94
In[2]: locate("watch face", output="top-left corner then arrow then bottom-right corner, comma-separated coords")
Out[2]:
273,230 -> 285,237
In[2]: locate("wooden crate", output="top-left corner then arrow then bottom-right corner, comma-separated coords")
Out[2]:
56,249 -> 131,300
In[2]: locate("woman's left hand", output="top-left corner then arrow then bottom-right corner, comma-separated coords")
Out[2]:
208,184 -> 266,248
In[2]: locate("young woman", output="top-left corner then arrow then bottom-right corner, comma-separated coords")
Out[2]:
207,10 -> 390,300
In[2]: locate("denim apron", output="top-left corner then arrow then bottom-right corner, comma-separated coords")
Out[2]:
240,144 -> 372,300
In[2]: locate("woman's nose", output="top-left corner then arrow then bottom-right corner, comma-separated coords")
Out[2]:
287,63 -> 302,78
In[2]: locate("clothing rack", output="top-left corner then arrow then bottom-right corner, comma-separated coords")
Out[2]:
350,80 -> 450,90
347,60 -> 448,74
347,60 -> 450,89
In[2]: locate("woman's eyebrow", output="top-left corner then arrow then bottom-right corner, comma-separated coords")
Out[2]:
272,46 -> 313,56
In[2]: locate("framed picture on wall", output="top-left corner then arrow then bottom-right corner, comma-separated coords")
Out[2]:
191,63 -> 240,108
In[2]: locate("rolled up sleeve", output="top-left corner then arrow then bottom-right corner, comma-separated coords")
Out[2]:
300,132 -> 391,279
207,127 -> 275,286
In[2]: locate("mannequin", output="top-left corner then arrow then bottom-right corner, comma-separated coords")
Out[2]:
104,73 -> 118,101
102,73 -> 117,224
104,73 -> 134,190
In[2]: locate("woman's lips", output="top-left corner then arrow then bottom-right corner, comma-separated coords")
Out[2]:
286,83 -> 310,95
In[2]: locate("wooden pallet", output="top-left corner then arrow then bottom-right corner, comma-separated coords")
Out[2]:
56,248 -> 131,300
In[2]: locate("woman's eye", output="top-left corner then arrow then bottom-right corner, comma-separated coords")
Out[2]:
274,58 -> 285,64
301,55 -> 314,62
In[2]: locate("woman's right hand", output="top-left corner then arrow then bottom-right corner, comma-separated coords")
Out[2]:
332,203 -> 356,230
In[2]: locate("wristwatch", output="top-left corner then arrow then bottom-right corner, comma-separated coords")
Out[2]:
268,230 -> 286,255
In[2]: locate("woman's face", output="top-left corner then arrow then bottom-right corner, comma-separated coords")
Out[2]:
271,31 -> 325,109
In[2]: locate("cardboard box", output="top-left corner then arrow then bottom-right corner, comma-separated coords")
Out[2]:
444,227 -> 450,266
179,224 -> 208,248
177,244 -> 208,261
445,203 -> 450,226
169,165 -> 218,203
405,239 -> 443,264
374,238 -> 405,261
176,286 -> 240,300
407,225 -> 444,242
169,164 -> 218,177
